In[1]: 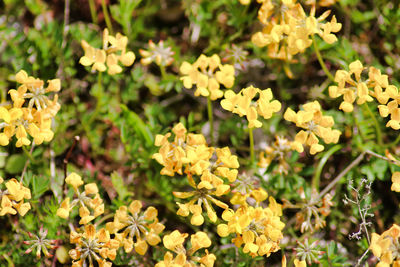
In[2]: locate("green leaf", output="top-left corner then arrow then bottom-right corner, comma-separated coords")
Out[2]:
111,171 -> 133,202
32,176 -> 50,199
5,154 -> 27,174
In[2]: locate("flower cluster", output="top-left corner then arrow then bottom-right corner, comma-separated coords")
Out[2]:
217,192 -> 285,257
57,172 -> 104,225
284,101 -> 341,154
221,85 -> 281,128
251,0 -> 341,61
139,40 -> 174,67
1,70 -> 60,147
106,200 -> 164,255
80,29 -> 135,75
0,177 -> 31,216
329,60 -> 400,129
155,230 -> 216,267
328,60 -> 378,112
153,123 -> 239,225
180,54 -> 235,100
370,224 -> 400,267
258,136 -> 294,174
69,224 -> 119,267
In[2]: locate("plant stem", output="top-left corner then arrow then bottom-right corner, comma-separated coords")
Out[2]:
101,0 -> 114,35
312,144 -> 342,190
312,34 -> 335,82
364,149 -> 400,165
207,96 -> 214,145
88,0 -> 98,24
249,127 -> 254,166
20,143 -> 35,183
364,103 -> 383,147
317,152 -> 365,200
160,64 -> 167,80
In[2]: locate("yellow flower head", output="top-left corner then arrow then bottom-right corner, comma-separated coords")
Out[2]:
156,230 -> 215,267
370,224 -> 400,266
180,54 -> 235,100
153,123 -> 209,176
80,28 -> 135,75
69,224 -> 119,267
105,200 -> 164,255
329,60 -> 376,112
217,197 -> 285,257
284,101 -> 341,154
221,86 -> 281,128
252,0 -> 341,62
57,173 -> 104,224
1,70 -> 60,147
0,178 -> 31,216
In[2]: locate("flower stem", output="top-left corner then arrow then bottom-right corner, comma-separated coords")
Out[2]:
207,96 -> 214,145
317,152 -> 365,201
101,0 -> 114,35
88,0 -> 98,24
249,127 -> 254,166
312,34 -> 335,82
364,103 -> 383,147
160,64 -> 167,80
312,144 -> 342,190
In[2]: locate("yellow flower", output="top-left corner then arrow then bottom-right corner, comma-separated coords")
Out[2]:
217,197 -> 285,257
80,29 -> 135,75
0,178 -> 31,216
221,86 -> 281,128
69,224 -> 118,267
180,54 -> 235,100
65,172 -> 84,190
1,70 -> 60,147
329,60 -> 375,112
57,173 -> 104,224
156,230 -> 215,267
369,224 -> 400,266
284,101 -> 341,154
252,0 -> 340,62
139,40 -> 175,66
153,123 -> 208,176
294,259 -> 307,267
174,170 -> 230,225
80,40 -> 107,72
391,172 -> 400,192
105,200 -> 164,255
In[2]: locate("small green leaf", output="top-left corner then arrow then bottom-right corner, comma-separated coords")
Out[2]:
111,171 -> 133,202
32,176 -> 50,199
5,154 -> 27,174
